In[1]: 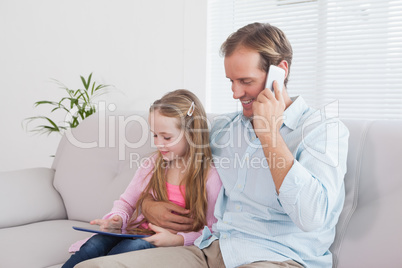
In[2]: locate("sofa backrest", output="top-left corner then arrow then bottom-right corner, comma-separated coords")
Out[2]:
52,110 -> 155,222
330,119 -> 402,268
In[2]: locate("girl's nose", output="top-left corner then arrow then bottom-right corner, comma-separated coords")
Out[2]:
155,142 -> 164,148
154,137 -> 164,148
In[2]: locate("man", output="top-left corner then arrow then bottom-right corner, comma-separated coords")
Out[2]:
77,22 -> 349,268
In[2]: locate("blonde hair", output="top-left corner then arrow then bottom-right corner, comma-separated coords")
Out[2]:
220,22 -> 293,86
131,89 -> 212,231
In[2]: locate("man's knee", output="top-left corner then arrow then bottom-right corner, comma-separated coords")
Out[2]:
74,256 -> 108,268
75,246 -> 206,268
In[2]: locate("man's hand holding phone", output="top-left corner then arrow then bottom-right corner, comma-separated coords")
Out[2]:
252,65 -> 286,141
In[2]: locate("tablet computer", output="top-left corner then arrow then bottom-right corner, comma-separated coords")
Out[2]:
73,225 -> 153,238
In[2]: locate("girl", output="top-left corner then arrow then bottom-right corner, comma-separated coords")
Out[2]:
63,89 -> 221,268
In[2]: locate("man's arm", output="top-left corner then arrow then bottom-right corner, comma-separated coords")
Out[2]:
277,118 -> 349,232
141,194 -> 194,233
253,83 -> 349,232
253,83 -> 293,193
259,134 -> 294,193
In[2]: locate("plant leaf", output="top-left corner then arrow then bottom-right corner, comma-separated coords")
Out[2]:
95,84 -> 108,91
81,73 -> 92,90
87,73 -> 92,89
73,89 -> 82,97
91,82 -> 96,95
83,90 -> 91,103
50,107 -> 61,113
24,72 -> 111,136
24,116 -> 64,135
71,116 -> 79,128
80,76 -> 88,90
34,100 -> 58,107
42,117 -> 59,130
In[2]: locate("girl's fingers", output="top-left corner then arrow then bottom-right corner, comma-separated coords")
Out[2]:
148,223 -> 164,233
112,215 -> 122,224
90,219 -> 102,225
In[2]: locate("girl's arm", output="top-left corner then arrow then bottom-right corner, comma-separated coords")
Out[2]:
101,157 -> 154,229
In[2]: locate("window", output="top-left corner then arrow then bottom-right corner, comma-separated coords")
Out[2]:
207,0 -> 402,119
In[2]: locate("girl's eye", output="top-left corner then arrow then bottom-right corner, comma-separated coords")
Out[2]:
153,134 -> 157,138
164,137 -> 171,141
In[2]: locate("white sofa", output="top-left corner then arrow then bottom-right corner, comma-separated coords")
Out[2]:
1,111 -> 401,268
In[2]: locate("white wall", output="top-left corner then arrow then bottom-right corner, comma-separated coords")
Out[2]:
0,0 -> 207,171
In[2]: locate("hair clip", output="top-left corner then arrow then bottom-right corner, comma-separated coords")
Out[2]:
187,101 -> 195,116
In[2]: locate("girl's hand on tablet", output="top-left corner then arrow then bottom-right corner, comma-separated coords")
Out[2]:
90,215 -> 123,230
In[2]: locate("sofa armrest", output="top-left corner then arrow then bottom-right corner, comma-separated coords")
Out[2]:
0,167 -> 67,228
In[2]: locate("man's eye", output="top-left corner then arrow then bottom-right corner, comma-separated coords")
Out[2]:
241,80 -> 252,85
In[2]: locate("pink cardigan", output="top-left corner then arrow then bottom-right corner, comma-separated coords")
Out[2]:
69,154 -> 222,252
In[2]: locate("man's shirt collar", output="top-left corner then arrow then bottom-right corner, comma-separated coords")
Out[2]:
282,96 -> 309,130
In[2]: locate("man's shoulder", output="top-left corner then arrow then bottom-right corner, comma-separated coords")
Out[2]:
209,112 -> 239,125
209,112 -> 240,140
296,105 -> 350,141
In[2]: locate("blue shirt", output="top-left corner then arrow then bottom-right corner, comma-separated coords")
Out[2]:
195,96 -> 349,268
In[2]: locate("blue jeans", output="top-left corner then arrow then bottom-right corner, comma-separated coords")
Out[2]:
62,234 -> 155,268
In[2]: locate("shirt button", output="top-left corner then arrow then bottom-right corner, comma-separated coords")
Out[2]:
237,184 -> 242,189
235,205 -> 241,211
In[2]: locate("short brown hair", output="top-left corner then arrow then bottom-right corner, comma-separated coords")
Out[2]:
220,22 -> 293,85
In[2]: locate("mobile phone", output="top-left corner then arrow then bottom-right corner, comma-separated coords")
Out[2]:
265,65 -> 285,92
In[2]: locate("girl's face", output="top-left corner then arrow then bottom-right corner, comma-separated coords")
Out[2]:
149,111 -> 189,163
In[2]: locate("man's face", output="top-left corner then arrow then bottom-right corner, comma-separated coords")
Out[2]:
224,47 -> 267,118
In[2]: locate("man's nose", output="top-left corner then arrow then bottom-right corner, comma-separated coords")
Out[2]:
232,83 -> 244,99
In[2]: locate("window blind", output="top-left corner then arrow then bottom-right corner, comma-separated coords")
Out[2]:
206,0 -> 402,119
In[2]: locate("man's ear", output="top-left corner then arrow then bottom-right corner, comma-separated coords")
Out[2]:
277,60 -> 289,79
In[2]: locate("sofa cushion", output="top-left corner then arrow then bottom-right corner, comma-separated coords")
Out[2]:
0,167 -> 66,228
0,219 -> 92,268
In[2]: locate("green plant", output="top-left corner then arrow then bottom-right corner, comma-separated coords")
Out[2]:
25,73 -> 110,135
